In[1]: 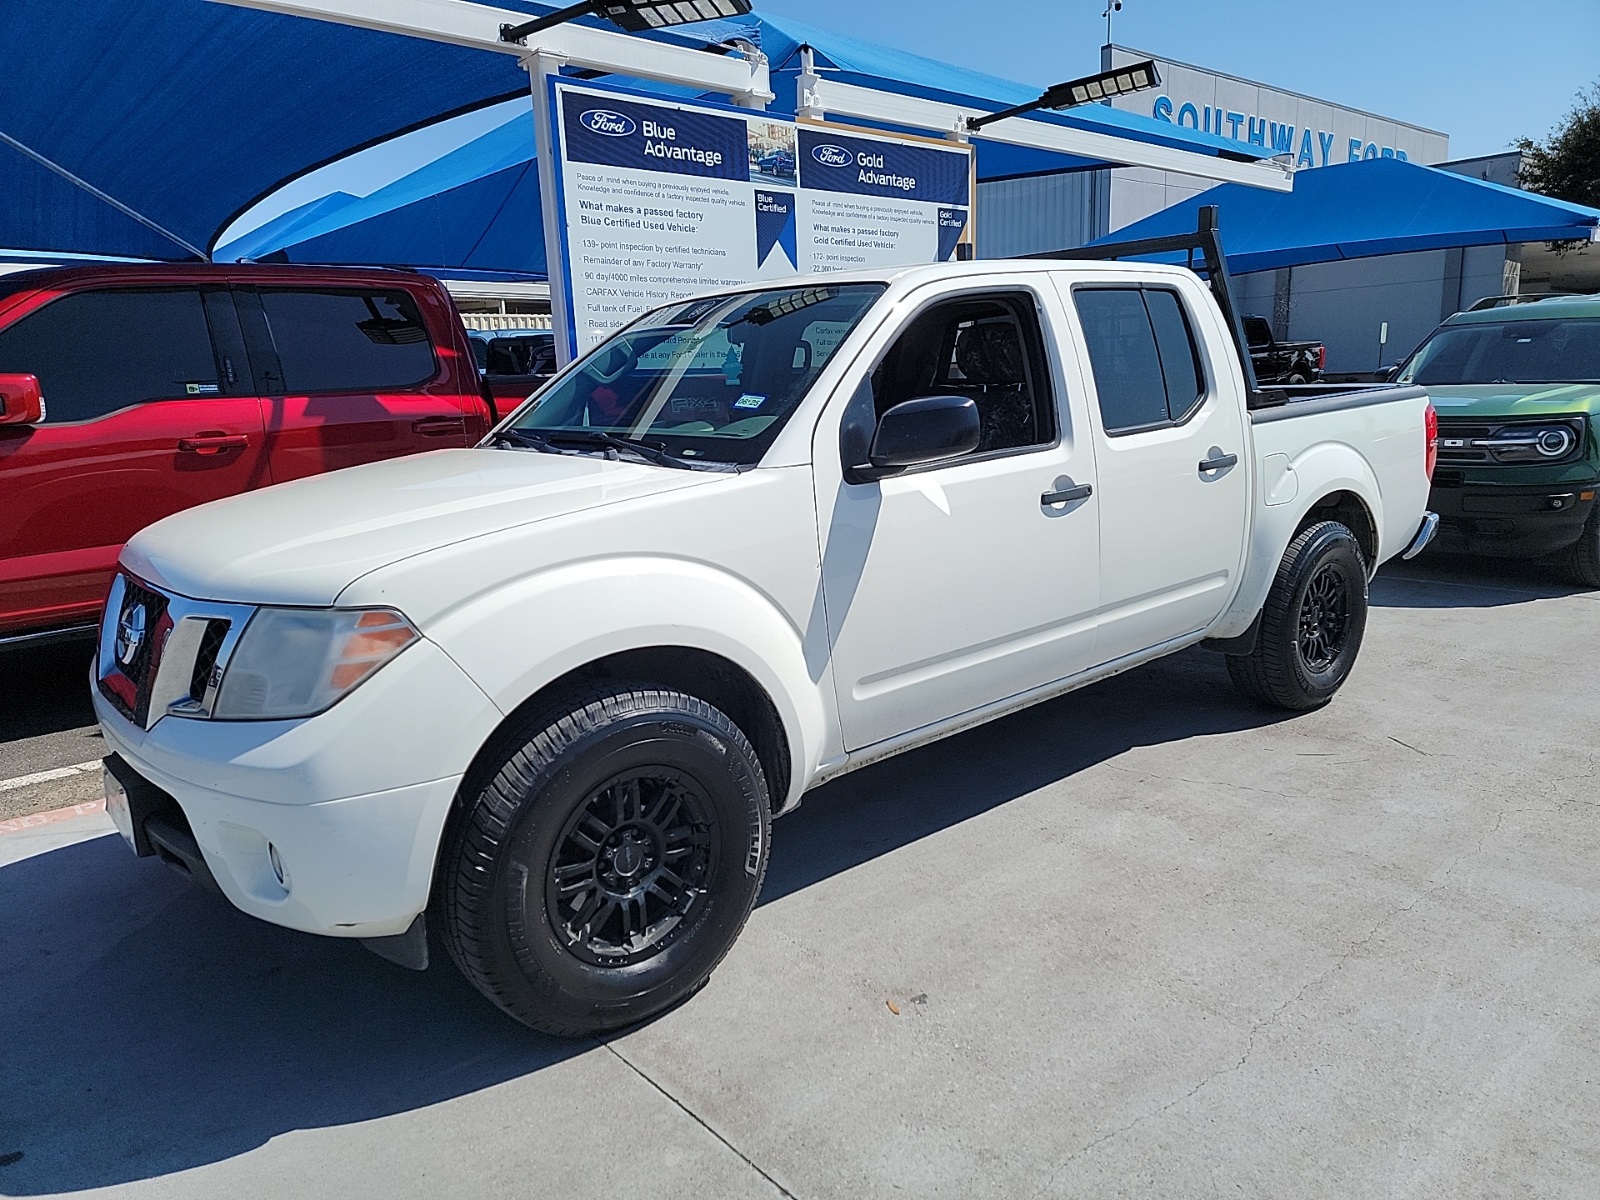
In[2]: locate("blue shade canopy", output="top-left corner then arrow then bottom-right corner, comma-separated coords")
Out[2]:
5,1 -> 1273,264
1091,159 -> 1600,275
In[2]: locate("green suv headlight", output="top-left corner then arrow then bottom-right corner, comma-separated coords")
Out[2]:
1481,420 -> 1584,464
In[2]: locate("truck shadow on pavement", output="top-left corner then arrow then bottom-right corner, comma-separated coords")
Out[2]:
0,649 -> 1285,1194
762,645 -> 1285,905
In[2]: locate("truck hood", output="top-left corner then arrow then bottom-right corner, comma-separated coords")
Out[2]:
123,448 -> 726,607
1424,382 -> 1600,418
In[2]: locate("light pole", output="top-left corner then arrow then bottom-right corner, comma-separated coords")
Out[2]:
1103,0 -> 1122,45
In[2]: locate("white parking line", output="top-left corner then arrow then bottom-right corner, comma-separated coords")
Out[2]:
0,760 -> 102,794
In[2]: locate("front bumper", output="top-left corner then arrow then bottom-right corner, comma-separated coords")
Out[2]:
1427,478 -> 1600,559
92,635 -> 501,939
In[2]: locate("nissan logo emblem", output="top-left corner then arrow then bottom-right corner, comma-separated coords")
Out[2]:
580,109 -> 637,137
115,601 -> 147,667
811,144 -> 853,168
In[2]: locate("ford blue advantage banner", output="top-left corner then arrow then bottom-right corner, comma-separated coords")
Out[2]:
561,94 -> 749,182
550,80 -> 974,354
797,129 -> 970,206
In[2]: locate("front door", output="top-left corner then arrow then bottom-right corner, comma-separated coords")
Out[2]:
1065,281 -> 1250,664
815,285 -> 1101,752
0,286 -> 268,633
237,285 -> 472,484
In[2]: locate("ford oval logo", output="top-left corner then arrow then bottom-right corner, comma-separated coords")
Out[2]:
812,143 -> 853,168
581,109 -> 636,137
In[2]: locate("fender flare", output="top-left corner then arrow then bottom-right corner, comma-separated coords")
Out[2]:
423,555 -> 830,811
1211,442 -> 1383,639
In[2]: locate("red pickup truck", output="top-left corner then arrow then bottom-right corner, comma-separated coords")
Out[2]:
0,263 -> 494,646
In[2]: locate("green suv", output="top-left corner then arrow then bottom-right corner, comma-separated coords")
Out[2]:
1398,296 -> 1600,584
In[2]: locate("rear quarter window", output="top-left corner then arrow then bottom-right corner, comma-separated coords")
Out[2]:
257,288 -> 436,393
1074,286 -> 1208,435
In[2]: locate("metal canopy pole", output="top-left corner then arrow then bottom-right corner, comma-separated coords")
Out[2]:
525,52 -> 575,367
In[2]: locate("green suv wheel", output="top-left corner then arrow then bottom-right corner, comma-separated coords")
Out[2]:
1562,508 -> 1600,588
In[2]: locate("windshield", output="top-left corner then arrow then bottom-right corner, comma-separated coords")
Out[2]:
1399,318 -> 1600,386
501,284 -> 885,467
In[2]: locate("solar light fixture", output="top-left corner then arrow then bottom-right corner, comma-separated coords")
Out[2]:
967,60 -> 1162,131
501,0 -> 752,43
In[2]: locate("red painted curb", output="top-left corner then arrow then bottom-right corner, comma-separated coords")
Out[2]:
0,798 -> 107,836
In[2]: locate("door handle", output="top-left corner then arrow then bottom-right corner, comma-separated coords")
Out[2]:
1041,483 -> 1093,506
1199,452 -> 1239,474
413,416 -> 467,437
178,433 -> 249,453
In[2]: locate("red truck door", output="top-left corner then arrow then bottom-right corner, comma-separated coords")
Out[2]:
0,285 -> 268,635
234,283 -> 479,483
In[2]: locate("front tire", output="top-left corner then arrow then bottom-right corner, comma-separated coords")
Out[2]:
1561,508 -> 1600,588
1227,521 -> 1369,711
439,683 -> 770,1036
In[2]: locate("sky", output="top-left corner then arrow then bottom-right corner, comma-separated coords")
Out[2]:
758,0 -> 1599,159
223,0 -> 1600,242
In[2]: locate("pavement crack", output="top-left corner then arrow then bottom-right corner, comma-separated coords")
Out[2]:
1102,762 -> 1295,803
599,1038 -> 798,1199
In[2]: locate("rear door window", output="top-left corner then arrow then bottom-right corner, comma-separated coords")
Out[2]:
256,289 -> 436,393
0,288 -> 220,423
484,335 -> 556,378
1074,287 -> 1208,435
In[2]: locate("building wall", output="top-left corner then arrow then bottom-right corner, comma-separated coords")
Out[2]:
1103,45 -> 1450,232
975,171 -> 1103,257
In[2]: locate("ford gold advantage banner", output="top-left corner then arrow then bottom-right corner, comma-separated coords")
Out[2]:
550,79 -> 974,353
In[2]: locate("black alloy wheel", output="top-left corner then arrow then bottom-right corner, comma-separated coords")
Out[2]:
546,768 -> 714,967
1227,520 -> 1369,711
1296,562 -> 1352,671
438,683 -> 770,1036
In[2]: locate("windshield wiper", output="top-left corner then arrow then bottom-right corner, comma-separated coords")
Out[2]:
493,426 -> 736,471
490,427 -> 562,452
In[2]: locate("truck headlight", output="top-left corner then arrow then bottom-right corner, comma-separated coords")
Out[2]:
213,608 -> 419,720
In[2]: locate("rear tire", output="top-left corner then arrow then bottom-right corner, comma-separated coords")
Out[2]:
1227,521 -> 1368,711
439,683 -> 770,1036
1561,508 -> 1600,588
1286,370 -> 1310,385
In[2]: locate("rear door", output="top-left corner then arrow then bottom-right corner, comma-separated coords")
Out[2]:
0,285 -> 267,632
1065,281 -> 1250,664
237,284 -> 473,483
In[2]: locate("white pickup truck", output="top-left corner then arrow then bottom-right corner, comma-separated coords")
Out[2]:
93,228 -> 1438,1035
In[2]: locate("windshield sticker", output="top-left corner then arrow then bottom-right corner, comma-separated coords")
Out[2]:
184,382 -> 220,395
669,396 -> 722,419
734,393 -> 766,410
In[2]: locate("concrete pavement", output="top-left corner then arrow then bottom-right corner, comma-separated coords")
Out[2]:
2,557 -> 1597,1198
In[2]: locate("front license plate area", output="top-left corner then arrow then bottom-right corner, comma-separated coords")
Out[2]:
104,768 -> 136,852
100,754 -> 169,857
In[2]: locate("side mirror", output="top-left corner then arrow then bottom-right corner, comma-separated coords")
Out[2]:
0,374 -> 43,426
1379,364 -> 1401,383
869,395 -> 981,470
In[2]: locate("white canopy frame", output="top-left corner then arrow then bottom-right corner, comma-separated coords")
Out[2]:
216,0 -> 1293,362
